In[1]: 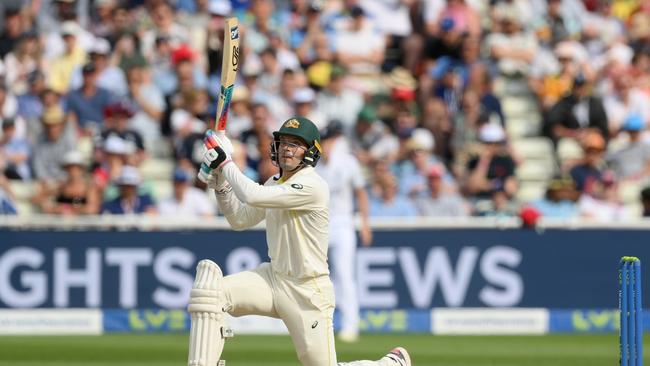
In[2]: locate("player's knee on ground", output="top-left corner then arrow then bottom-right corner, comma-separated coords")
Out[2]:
187,260 -> 233,366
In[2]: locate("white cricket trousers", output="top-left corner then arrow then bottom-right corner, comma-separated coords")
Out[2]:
222,262 -> 387,366
329,219 -> 359,335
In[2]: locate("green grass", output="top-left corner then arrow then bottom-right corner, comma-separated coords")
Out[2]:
0,333 -> 645,365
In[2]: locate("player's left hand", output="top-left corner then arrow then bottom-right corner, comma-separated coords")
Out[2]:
197,130 -> 233,183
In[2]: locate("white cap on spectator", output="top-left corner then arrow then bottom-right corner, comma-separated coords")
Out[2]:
104,135 -> 135,155
60,21 -> 79,37
293,87 -> 315,104
406,128 -> 435,152
95,0 -> 116,7
61,150 -> 86,167
607,43 -> 634,65
208,0 -> 232,16
479,123 -> 507,143
115,166 -> 141,186
91,38 -> 111,55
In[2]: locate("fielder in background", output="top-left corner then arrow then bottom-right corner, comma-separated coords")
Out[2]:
188,116 -> 411,366
316,120 -> 372,343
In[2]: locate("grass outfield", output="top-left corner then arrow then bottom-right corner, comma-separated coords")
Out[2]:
0,333 -> 644,366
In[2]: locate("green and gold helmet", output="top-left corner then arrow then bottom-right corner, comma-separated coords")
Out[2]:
271,117 -> 322,167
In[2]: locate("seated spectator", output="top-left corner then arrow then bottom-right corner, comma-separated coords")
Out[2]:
641,186 -> 650,217
544,74 -> 609,147
239,103 -> 274,177
462,124 -> 518,199
1,118 -> 31,180
473,182 -> 519,218
316,65 -> 364,137
0,175 -> 17,215
4,31 -> 39,96
170,89 -> 208,151
415,164 -> 468,217
530,175 -> 579,219
101,101 -> 146,165
570,130 -> 607,195
293,87 -> 326,130
66,62 -> 117,134
227,87 -> 253,140
101,166 -> 156,215
607,114 -> 650,180
486,4 -> 538,77
47,22 -> 86,94
352,107 -> 399,165
16,70 -> 46,124
70,38 -> 128,97
32,151 -> 99,215
158,167 -> 215,217
578,170 -> 629,221
396,128 -> 440,197
124,59 -> 165,152
32,106 -> 76,182
369,166 -> 417,217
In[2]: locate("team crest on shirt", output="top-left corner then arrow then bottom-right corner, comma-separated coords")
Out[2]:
284,119 -> 300,128
291,184 -> 303,189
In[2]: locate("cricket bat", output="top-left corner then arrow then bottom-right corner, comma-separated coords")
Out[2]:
213,17 -> 240,134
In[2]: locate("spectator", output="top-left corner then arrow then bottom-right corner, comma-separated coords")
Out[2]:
0,118 -> 30,180
101,165 -> 156,215
16,70 -> 46,124
238,103 -> 274,178
530,175 -> 579,219
486,4 -> 538,78
100,101 -> 146,165
140,1 -> 190,61
577,170 -> 628,221
462,123 -> 518,199
369,163 -> 418,217
415,164 -> 468,217
226,87 -> 253,140
47,21 -> 87,94
66,62 -> 116,134
158,167 -> 215,217
70,38 -> 128,97
32,105 -> 76,182
32,150 -> 99,215
4,31 -> 39,95
0,7 -> 23,58
316,65 -> 364,137
569,130 -> 606,195
474,182 -> 519,218
606,114 -> 650,180
0,174 -> 17,215
352,106 -> 399,165
641,186 -> 650,218
124,59 -> 165,152
170,89 -> 209,151
292,87 -> 326,130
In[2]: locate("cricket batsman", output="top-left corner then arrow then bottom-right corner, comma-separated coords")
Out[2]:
187,116 -> 411,366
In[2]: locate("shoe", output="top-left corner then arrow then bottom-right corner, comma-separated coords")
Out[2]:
337,330 -> 359,343
383,347 -> 411,366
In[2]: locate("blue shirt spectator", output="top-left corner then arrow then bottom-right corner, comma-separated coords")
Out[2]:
101,166 -> 156,215
65,63 -> 116,131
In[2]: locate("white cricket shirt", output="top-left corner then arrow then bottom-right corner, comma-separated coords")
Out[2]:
217,163 -> 330,279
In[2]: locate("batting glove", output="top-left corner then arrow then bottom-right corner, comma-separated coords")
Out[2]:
197,130 -> 233,183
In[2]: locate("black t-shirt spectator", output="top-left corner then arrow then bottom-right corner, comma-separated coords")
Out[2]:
467,154 -> 516,198
101,129 -> 145,152
176,132 -> 204,171
0,30 -> 18,59
570,164 -> 602,194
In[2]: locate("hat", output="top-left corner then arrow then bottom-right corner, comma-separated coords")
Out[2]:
208,0 -> 232,16
273,116 -> 321,147
171,44 -> 195,65
406,128 -> 435,151
293,87 -> 316,104
321,120 -> 344,140
172,167 -> 191,182
60,21 -> 78,36
548,175 -> 575,190
82,62 -> 96,74
440,17 -> 455,32
330,63 -> 347,79
1,118 -> 15,129
308,1 -> 323,12
94,0 -> 116,7
350,5 -> 364,17
478,123 -> 506,143
104,135 -> 135,155
115,166 -> 141,186
104,101 -> 135,118
554,42 -> 574,59
90,38 -> 111,55
357,106 -> 377,123
581,130 -> 605,150
494,3 -> 520,23
61,150 -> 85,167
622,114 -> 645,132
426,164 -> 444,178
41,106 -> 65,125
385,67 -> 417,91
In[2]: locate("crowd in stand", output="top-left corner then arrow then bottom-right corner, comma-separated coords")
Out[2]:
0,0 -> 649,221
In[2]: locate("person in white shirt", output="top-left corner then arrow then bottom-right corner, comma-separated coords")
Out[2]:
316,120 -> 372,343
187,117 -> 411,366
157,167 -> 215,217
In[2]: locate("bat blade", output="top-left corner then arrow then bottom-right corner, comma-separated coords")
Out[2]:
214,17 -> 240,133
